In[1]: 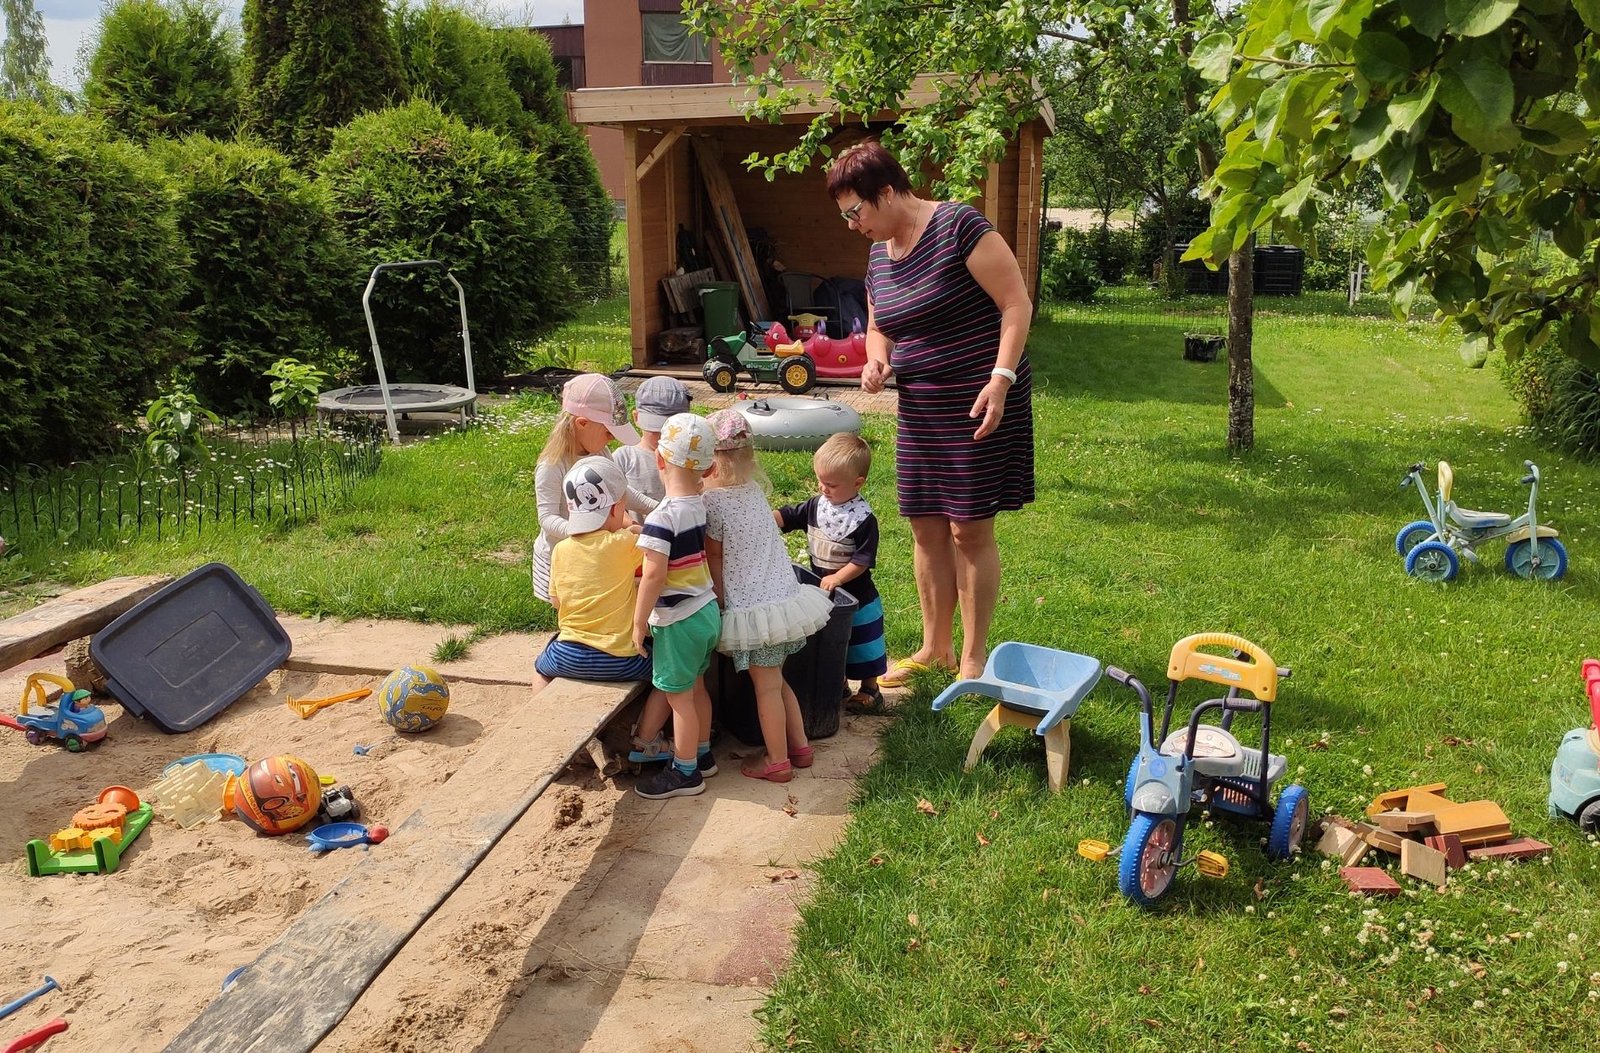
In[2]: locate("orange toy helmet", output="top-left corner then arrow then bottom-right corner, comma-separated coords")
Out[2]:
231,755 -> 321,836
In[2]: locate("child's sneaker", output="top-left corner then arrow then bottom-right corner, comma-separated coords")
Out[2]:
636,764 -> 705,800
628,733 -> 674,764
698,751 -> 719,777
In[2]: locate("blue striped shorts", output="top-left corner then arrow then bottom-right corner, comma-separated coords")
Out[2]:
535,639 -> 653,681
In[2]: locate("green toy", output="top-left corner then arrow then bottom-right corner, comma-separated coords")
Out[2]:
26,804 -> 153,877
702,334 -> 816,395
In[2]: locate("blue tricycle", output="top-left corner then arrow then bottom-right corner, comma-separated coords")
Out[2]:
1079,633 -> 1307,908
1397,460 -> 1567,581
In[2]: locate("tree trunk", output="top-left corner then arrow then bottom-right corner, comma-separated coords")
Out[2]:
1226,237 -> 1255,452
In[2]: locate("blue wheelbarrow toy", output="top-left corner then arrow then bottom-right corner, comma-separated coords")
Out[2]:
1397,460 -> 1567,581
929,643 -> 1102,792
1549,658 -> 1600,833
1078,633 -> 1307,908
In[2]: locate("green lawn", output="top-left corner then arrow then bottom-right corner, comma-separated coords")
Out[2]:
761,296 -> 1600,1052
4,288 -> 1599,1050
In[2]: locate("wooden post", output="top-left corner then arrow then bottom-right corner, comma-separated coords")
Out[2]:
623,126 -> 648,367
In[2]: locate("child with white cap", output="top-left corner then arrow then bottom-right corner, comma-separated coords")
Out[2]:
533,373 -> 654,603
532,456 -> 656,691
613,375 -> 692,512
632,412 -> 723,800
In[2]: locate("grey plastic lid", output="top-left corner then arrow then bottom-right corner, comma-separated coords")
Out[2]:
90,563 -> 292,733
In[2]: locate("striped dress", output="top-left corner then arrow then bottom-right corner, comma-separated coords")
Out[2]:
867,202 -> 1035,520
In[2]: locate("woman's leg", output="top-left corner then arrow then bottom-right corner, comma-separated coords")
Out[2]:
746,663 -> 790,770
951,516 -> 1000,678
908,515 -> 959,667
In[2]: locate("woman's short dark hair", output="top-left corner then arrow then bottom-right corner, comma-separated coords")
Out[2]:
826,140 -> 913,204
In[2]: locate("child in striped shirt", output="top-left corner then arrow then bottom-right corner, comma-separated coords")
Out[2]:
632,413 -> 722,800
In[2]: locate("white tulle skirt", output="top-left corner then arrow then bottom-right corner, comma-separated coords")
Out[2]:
717,583 -> 835,653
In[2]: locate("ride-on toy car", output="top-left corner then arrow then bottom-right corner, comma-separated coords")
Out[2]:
15,672 -> 107,752
1550,659 -> 1600,833
702,333 -> 816,395
1397,460 -> 1567,582
1078,633 -> 1307,908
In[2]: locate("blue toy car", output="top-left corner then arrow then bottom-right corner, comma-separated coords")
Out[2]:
1549,659 -> 1600,833
15,673 -> 107,752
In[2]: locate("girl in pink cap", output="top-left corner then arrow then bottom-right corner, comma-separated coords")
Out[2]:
533,373 -> 654,602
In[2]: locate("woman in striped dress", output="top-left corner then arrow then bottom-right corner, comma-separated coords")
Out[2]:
826,141 -> 1035,683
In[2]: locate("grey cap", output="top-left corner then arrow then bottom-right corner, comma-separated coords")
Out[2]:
634,376 -> 693,431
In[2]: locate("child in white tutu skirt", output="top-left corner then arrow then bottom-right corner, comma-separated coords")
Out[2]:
703,409 -> 834,782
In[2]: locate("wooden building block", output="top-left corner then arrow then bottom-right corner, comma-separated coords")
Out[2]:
1340,867 -> 1402,897
1426,833 -> 1468,870
1350,819 -> 1405,855
1401,839 -> 1449,888
1466,838 -> 1553,862
1316,823 -> 1369,866
1367,783 -> 1449,817
1430,801 -> 1512,846
1372,810 -> 1437,834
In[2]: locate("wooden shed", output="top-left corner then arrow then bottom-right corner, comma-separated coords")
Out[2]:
567,78 -> 1053,369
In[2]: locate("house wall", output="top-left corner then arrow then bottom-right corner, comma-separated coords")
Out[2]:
584,0 -> 729,200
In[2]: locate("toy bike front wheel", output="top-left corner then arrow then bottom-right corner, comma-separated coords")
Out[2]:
1395,520 -> 1436,557
1118,812 -> 1183,908
1405,540 -> 1459,582
778,356 -> 816,395
1504,538 -> 1567,580
1267,784 -> 1309,861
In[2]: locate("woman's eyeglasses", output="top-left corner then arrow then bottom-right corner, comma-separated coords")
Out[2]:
839,201 -> 865,223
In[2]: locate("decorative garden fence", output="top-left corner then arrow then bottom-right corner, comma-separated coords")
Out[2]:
1,424 -> 383,552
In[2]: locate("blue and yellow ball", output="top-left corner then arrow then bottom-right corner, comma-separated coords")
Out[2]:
378,664 -> 450,732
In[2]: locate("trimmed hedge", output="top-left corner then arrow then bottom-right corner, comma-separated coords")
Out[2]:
83,0 -> 240,142
153,135 -> 355,413
318,100 -> 575,382
0,102 -> 189,468
242,0 -> 407,158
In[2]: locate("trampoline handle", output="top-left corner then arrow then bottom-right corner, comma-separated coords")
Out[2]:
370,260 -> 445,276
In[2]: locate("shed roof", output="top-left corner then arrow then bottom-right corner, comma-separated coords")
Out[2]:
569,75 -> 1055,132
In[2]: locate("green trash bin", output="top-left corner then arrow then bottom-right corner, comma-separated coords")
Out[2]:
697,282 -> 741,342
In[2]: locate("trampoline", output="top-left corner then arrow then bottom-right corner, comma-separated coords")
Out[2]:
318,260 -> 478,443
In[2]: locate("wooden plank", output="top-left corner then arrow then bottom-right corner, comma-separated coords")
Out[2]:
1466,837 -> 1552,862
635,124 -> 686,181
568,75 -> 954,127
1372,810 -> 1437,834
162,679 -> 642,1053
624,126 -> 649,368
1431,801 -> 1512,846
1367,783 -> 1448,816
0,576 -> 171,671
692,137 -> 771,321
1340,866 -> 1401,897
1426,833 -> 1468,870
1401,839 -> 1449,888
1315,823 -> 1368,866
982,160 -> 1001,227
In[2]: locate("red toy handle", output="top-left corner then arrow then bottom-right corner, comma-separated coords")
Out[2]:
1584,659 -> 1600,730
3,1017 -> 67,1053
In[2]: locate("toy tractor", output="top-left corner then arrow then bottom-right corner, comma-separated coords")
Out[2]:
702,333 -> 816,395
15,672 -> 107,752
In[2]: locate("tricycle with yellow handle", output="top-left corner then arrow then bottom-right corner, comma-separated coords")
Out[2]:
1077,633 -> 1307,908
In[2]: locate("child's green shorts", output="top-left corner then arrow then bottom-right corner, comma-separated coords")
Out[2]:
650,602 -> 721,693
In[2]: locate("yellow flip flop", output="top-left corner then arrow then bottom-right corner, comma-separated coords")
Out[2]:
879,659 -> 952,688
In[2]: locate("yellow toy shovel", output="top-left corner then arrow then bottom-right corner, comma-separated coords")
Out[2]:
287,688 -> 371,720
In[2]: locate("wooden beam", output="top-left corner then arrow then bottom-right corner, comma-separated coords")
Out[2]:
692,137 -> 771,321
0,576 -> 171,672
624,126 -> 648,368
982,160 -> 1002,228
569,74 -> 951,127
635,124 -> 686,181
161,679 -> 643,1053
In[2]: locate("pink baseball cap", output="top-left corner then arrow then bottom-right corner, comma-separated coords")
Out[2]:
562,374 -> 640,445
